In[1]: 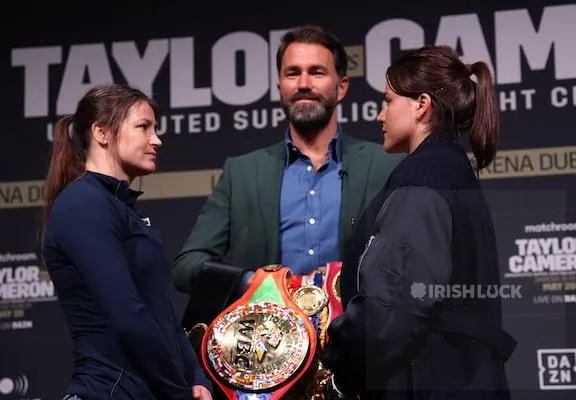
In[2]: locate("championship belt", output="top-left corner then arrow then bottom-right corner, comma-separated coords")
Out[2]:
324,261 -> 344,324
284,262 -> 343,400
201,265 -> 318,400
288,261 -> 343,352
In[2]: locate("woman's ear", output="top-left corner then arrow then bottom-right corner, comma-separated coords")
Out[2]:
91,123 -> 109,146
415,93 -> 432,121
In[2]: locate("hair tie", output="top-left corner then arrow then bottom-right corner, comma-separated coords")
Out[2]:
465,63 -> 472,75
67,116 -> 76,139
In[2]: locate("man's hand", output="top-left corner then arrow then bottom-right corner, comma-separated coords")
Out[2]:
192,385 -> 212,400
245,273 -> 254,288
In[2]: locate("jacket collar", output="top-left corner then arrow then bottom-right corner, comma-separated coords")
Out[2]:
84,171 -> 143,207
413,130 -> 457,153
283,128 -> 343,166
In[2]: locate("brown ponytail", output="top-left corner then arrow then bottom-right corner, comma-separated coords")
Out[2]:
39,83 -> 159,242
469,62 -> 499,170
386,45 -> 500,171
40,116 -> 85,238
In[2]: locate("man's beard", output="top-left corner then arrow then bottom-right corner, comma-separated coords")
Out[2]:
281,92 -> 338,140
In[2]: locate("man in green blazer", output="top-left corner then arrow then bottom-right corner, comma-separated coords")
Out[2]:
173,25 -> 402,325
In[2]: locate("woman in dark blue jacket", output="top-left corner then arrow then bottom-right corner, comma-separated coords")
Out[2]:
41,84 -> 212,400
322,46 -> 516,399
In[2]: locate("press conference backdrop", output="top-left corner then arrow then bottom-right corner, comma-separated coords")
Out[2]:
1,1 -> 575,398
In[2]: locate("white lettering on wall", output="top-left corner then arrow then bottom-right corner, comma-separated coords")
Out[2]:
365,19 -> 424,93
112,39 -> 169,97
11,46 -> 61,117
57,44 -> 113,115
10,6 -> 576,118
212,32 -> 268,105
495,5 -> 575,84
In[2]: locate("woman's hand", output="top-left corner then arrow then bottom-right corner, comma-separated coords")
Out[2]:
192,385 -> 212,400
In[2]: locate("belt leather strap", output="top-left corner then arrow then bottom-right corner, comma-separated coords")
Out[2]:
323,262 -> 344,339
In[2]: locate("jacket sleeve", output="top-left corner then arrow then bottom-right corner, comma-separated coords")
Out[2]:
51,195 -> 194,400
172,158 -> 232,294
322,186 -> 453,395
173,158 -> 248,326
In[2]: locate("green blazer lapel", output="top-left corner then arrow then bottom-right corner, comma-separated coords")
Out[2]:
339,134 -> 373,253
256,142 -> 285,263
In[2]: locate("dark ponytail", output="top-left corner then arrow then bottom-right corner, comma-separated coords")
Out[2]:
469,62 -> 499,170
40,116 -> 85,238
386,45 -> 500,171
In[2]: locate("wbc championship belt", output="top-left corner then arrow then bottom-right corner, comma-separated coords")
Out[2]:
200,262 -> 344,399
201,265 -> 317,400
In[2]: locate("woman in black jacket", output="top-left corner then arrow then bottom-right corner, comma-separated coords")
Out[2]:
322,45 -> 516,399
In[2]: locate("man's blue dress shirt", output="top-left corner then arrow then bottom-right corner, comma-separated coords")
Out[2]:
279,132 -> 342,275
